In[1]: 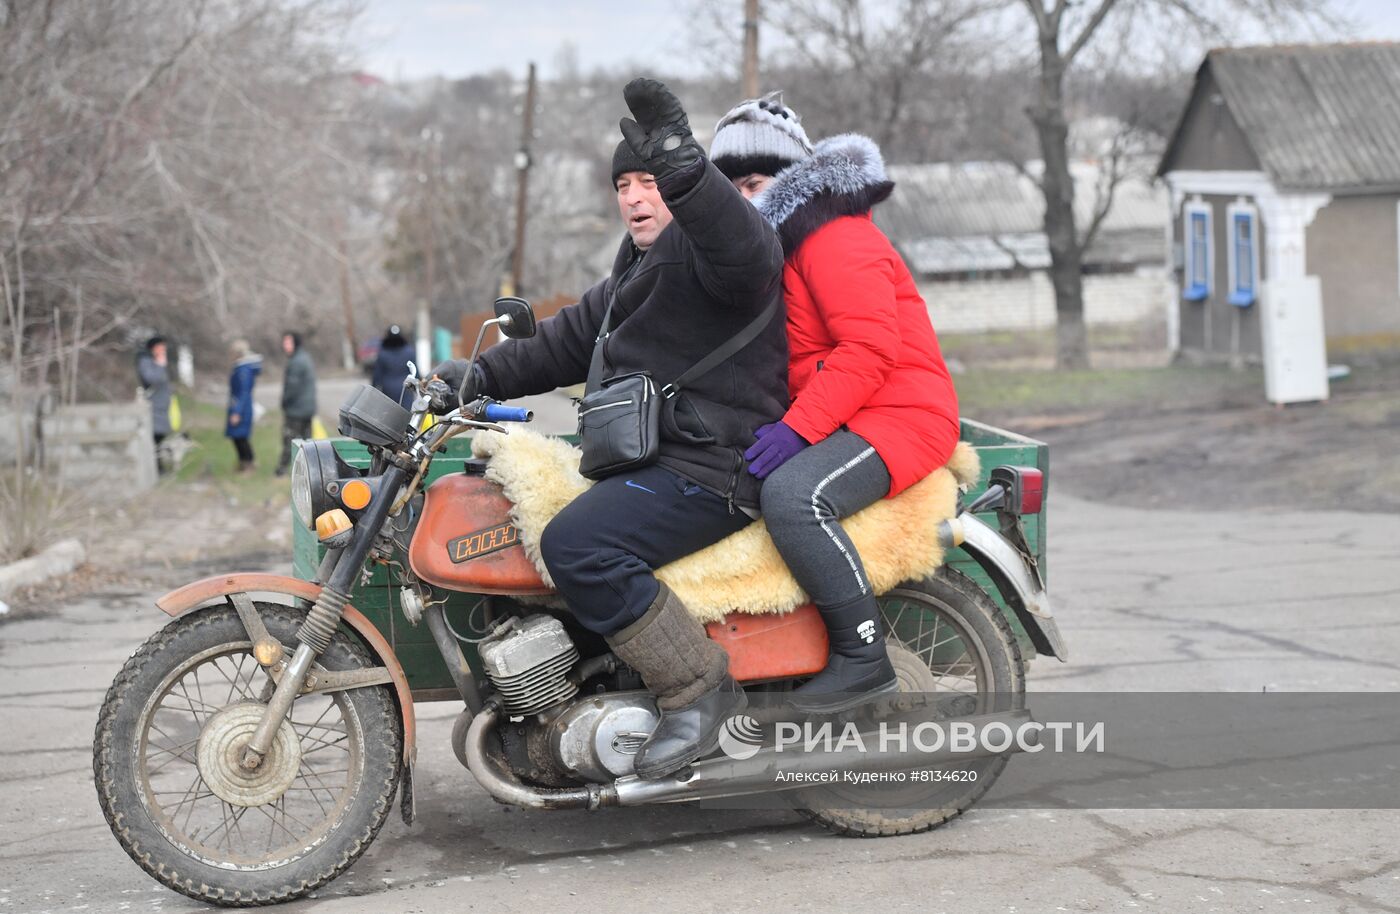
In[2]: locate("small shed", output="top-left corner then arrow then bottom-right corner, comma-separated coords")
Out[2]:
1158,42 -> 1400,402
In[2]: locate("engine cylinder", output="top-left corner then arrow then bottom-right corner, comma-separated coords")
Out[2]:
478,614 -> 579,716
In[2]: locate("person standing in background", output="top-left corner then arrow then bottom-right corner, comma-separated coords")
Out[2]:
371,324 -> 415,406
136,336 -> 172,468
226,339 -> 262,473
275,332 -> 317,477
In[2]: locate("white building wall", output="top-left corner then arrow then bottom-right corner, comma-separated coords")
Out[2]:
920,268 -> 1171,334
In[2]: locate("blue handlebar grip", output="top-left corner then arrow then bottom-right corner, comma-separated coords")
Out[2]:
483,403 -> 533,422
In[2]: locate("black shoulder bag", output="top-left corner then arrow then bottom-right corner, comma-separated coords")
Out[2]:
577,282 -> 778,481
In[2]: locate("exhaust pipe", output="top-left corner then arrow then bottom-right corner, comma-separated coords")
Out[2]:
464,702 -> 616,810
465,700 -> 1034,810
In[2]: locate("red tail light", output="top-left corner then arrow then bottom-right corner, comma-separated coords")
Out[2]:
989,466 -> 1044,515
1017,468 -> 1043,515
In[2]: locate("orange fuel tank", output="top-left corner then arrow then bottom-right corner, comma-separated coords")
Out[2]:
408,473 -> 552,595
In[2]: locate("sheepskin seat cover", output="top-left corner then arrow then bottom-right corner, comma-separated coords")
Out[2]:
471,429 -> 979,624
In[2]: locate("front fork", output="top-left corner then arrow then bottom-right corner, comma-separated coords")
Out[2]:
241,463 -> 406,771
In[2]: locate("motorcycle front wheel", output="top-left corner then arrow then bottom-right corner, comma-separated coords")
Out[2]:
94,603 -> 402,906
795,565 -> 1026,837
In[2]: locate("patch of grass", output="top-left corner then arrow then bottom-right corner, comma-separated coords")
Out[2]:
169,395 -> 289,506
0,471 -> 83,563
955,364 -> 1263,419
939,321 -> 1167,363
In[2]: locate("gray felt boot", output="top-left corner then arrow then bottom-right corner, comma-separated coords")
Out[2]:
607,583 -> 747,779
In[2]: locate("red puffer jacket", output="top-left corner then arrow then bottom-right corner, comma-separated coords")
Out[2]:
782,215 -> 958,495
758,134 -> 958,496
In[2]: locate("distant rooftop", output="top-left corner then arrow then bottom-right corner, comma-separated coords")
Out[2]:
875,159 -> 1165,276
1158,42 -> 1400,192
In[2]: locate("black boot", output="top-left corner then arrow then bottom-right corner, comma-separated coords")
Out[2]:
790,593 -> 898,714
633,676 -> 746,779
607,583 -> 747,779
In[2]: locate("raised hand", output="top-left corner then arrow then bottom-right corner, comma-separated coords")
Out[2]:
618,77 -> 704,182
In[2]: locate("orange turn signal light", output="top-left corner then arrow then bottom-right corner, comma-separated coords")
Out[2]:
340,479 -> 372,511
316,508 -> 353,542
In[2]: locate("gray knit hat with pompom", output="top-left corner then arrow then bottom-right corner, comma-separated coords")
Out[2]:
709,90 -> 813,180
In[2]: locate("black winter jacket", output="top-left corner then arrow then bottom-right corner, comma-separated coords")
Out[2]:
281,347 -> 318,420
478,160 -> 788,509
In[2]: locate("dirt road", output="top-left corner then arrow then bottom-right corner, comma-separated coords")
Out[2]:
964,360 -> 1400,515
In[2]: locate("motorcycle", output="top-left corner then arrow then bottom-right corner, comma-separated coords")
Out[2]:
94,297 -> 1067,906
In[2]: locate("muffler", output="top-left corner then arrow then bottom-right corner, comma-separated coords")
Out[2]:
465,700 -> 1035,810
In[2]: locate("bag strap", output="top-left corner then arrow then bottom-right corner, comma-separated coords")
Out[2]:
662,298 -> 779,399
585,259 -> 780,399
585,255 -> 640,394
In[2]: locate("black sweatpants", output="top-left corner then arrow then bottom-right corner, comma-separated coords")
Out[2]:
277,416 -> 313,474
538,464 -> 752,636
232,437 -> 254,465
759,429 -> 892,609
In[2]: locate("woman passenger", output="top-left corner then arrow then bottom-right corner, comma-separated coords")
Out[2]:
710,93 -> 961,713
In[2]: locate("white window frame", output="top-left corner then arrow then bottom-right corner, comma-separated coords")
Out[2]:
1226,200 -> 1260,307
1183,199 -> 1213,302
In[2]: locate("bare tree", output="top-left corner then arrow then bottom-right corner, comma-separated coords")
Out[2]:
0,0 -> 370,381
0,0 -> 372,553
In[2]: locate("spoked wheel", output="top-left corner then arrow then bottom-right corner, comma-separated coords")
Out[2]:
797,566 -> 1026,837
95,604 -> 402,906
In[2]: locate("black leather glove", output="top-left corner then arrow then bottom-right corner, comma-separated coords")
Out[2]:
428,359 -> 486,413
618,77 -> 704,183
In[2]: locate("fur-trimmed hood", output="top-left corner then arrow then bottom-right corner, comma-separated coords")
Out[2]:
754,133 -> 894,255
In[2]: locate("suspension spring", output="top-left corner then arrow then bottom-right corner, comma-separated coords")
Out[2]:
297,586 -> 349,655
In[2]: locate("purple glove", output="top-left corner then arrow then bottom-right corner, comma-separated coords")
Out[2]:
744,421 -> 808,479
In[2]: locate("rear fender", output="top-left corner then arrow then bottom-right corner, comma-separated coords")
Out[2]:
949,515 -> 1069,662
154,573 -> 416,766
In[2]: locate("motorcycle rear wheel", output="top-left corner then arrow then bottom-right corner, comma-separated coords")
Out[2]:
94,603 -> 402,906
796,566 -> 1026,837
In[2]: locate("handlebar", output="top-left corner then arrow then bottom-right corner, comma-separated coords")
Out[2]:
482,403 -> 533,423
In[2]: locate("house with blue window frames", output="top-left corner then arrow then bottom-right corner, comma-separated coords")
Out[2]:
1158,42 -> 1400,402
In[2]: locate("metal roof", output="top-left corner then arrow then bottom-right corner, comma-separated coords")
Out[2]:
875,159 -> 1165,275
1161,43 -> 1400,192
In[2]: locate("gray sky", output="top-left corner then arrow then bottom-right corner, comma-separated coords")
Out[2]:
358,0 -> 1400,82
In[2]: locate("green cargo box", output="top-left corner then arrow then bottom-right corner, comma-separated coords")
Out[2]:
293,419 -> 1047,701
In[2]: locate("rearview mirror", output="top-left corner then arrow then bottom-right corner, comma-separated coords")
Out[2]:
494,297 -> 536,340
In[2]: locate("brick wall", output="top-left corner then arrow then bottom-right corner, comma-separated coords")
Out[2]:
920,269 -> 1172,334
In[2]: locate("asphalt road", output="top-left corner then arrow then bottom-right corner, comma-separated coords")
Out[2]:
2,497 -> 1399,913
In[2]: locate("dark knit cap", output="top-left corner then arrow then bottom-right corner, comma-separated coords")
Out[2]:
611,139 -> 647,184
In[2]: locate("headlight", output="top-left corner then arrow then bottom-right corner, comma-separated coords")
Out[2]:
290,440 -> 364,530
290,448 -> 312,528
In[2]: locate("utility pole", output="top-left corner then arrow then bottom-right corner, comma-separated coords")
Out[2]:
417,127 -> 439,373
742,0 -> 760,98
337,231 -> 358,370
510,62 -> 538,298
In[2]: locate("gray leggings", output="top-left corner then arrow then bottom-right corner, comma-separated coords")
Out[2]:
759,429 -> 892,608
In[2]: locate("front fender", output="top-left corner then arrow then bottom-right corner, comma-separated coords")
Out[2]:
155,573 -> 416,766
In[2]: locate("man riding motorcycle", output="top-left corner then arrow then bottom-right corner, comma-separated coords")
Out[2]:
434,78 -> 787,779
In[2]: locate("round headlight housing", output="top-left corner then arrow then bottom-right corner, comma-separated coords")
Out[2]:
290,448 -> 313,528
288,440 -> 363,530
